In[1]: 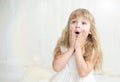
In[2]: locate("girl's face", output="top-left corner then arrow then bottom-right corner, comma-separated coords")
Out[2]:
69,17 -> 91,37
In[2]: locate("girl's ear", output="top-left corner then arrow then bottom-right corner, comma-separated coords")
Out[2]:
87,33 -> 92,42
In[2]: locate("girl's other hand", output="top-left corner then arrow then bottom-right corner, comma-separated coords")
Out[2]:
69,27 -> 76,50
75,30 -> 87,50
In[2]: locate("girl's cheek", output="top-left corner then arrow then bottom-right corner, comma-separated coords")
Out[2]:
81,28 -> 86,32
70,25 -> 75,30
82,29 -> 89,35
69,27 -> 74,32
82,27 -> 89,32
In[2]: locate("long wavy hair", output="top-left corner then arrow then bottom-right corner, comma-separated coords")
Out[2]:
53,8 -> 103,71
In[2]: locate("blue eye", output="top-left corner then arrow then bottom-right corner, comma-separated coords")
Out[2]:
82,21 -> 87,25
71,20 -> 76,23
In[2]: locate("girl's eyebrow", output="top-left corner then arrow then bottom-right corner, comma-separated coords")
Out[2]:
71,18 -> 77,20
71,18 -> 89,22
81,17 -> 89,21
81,18 -> 89,22
70,19 -> 77,22
82,20 -> 88,22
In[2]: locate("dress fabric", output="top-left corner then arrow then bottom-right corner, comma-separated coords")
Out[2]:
50,46 -> 96,82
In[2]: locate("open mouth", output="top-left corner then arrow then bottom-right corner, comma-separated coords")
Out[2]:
75,31 -> 80,34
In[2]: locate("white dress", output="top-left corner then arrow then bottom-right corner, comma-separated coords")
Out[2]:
50,46 -> 96,82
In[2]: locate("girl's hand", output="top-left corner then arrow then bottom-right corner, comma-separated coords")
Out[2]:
75,30 -> 87,50
69,27 -> 76,50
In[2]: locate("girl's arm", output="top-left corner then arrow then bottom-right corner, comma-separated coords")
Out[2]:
75,48 -> 97,77
53,24 -> 76,72
52,48 -> 74,72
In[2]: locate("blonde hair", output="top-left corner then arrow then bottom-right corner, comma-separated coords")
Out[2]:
53,8 -> 103,71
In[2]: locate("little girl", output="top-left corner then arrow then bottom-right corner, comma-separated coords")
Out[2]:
51,8 -> 103,82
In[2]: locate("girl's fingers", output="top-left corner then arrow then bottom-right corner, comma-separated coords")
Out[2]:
76,30 -> 87,45
69,27 -> 76,48
69,27 -> 75,40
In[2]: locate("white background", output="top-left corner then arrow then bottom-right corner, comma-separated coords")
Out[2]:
0,0 -> 120,82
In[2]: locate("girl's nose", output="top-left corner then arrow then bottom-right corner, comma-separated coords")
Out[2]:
76,23 -> 81,28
